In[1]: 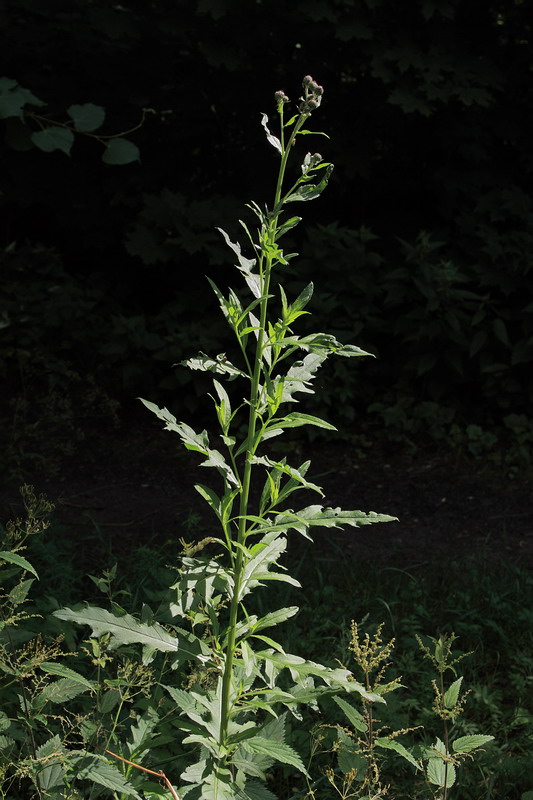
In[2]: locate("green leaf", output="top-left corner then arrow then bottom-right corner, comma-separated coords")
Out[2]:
251,606 -> 299,634
34,677 -> 90,708
257,651 -> 384,703
102,137 -> 140,165
54,605 -> 180,652
280,352 -> 327,401
8,578 -> 34,606
333,695 -> 368,732
243,736 -> 308,776
426,758 -> 456,788
375,737 -> 420,770
183,351 -> 247,380
72,753 -> 141,798
0,78 -> 46,119
35,735 -> 65,792
337,728 -> 367,777
40,661 -> 93,689
285,164 -> 333,202
0,551 -> 38,578
270,412 -> 336,431
67,102 -> 105,132
452,734 -> 494,754
31,127 -> 74,156
444,676 -> 463,708
253,505 -> 397,537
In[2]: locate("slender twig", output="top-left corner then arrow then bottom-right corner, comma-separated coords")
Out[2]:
103,748 -> 180,800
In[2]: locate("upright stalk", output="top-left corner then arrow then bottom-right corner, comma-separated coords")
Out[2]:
218,112 -> 307,747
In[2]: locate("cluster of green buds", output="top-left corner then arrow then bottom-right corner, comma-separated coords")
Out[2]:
274,75 -> 324,115
300,74 -> 324,113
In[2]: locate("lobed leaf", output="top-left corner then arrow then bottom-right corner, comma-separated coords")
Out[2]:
54,605 -> 180,652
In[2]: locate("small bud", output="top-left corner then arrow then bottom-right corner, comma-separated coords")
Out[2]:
314,84 -> 324,96
302,75 -> 314,88
275,90 -> 289,105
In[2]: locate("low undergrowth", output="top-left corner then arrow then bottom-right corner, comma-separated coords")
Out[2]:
1,495 -> 532,798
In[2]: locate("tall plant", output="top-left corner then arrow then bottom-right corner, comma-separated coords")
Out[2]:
57,76 -> 396,799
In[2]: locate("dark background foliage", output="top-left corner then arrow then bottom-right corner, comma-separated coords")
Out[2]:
1,0 -> 533,474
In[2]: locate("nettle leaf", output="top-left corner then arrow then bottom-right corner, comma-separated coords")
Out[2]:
54,605 -> 179,652
67,102 -> 105,132
452,735 -> 494,754
102,137 -> 140,165
31,127 -> 74,156
426,757 -> 456,788
0,550 -> 38,578
243,736 -> 308,776
444,676 -> 463,708
40,661 -> 93,689
33,677 -> 90,709
333,695 -> 368,732
260,113 -> 282,154
375,737 -> 420,770
71,753 -> 141,798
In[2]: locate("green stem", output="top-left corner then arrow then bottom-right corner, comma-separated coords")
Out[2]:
217,111 -> 307,748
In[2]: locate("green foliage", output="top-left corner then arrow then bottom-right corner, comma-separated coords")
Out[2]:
0,77 -> 141,163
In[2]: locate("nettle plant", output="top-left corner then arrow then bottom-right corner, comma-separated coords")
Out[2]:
58,77 -> 398,797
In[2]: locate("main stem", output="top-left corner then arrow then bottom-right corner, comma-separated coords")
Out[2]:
218,113 -> 307,748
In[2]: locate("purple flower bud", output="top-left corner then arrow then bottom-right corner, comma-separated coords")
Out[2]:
302,75 -> 314,88
314,84 -> 324,96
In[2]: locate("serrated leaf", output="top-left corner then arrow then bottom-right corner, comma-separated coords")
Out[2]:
67,102 -> 105,132
426,757 -> 456,788
54,605 -> 179,652
31,127 -> 74,155
243,736 -> 308,776
102,137 -> 140,165
444,676 -> 463,708
40,661 -> 93,689
452,734 -> 494,754
35,734 -> 65,791
72,753 -> 141,798
34,677 -> 89,707
0,551 -> 38,578
333,695 -> 368,732
375,737 -> 420,770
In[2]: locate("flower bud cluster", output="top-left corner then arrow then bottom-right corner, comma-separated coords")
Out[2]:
274,90 -> 290,106
299,75 -> 324,114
